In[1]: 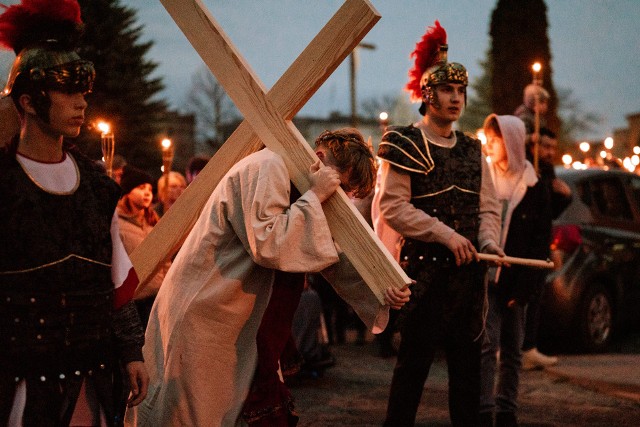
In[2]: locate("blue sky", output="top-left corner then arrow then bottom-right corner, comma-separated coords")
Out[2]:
2,1 -> 638,141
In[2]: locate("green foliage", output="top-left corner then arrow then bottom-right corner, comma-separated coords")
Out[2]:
458,56 -> 493,133
74,0 -> 167,171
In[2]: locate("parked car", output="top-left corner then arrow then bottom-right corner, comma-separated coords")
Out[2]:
539,167 -> 640,352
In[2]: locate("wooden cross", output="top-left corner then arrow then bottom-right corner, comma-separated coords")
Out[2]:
131,0 -> 410,303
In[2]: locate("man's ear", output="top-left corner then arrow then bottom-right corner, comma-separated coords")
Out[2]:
18,94 -> 36,115
315,150 -> 325,162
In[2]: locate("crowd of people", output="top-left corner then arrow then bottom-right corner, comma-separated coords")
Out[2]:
1,1 -> 574,427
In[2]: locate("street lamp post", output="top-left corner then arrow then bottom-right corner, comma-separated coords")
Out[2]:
350,42 -> 375,128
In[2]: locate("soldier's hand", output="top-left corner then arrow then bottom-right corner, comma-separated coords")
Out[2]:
309,160 -> 341,203
446,232 -> 478,266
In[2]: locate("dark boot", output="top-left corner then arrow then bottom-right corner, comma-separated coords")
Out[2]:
496,411 -> 518,427
479,411 -> 494,427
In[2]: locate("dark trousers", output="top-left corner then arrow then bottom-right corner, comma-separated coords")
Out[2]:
522,286 -> 544,351
384,275 -> 482,427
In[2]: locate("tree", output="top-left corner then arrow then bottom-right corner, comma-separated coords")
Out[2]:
360,92 -> 420,126
555,88 -> 602,149
458,56 -> 494,133
489,0 -> 560,133
75,0 -> 167,171
459,54 -> 599,146
185,66 -> 240,153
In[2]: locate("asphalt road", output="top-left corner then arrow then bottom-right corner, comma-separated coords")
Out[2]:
289,332 -> 640,426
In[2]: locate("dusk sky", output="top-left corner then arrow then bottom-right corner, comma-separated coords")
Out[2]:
2,1 -> 639,142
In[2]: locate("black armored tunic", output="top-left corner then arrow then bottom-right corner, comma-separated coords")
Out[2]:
377,124 -> 487,339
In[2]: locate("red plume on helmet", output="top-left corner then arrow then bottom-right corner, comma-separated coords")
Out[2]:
405,20 -> 447,103
0,0 -> 83,54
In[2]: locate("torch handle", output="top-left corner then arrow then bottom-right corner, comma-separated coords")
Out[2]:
477,253 -> 554,269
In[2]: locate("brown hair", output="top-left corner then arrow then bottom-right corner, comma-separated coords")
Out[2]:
483,115 -> 502,137
314,127 -> 376,199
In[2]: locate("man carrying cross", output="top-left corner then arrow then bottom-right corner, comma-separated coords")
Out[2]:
129,128 -> 410,426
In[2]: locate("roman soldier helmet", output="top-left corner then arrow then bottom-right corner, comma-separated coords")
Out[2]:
405,21 -> 468,115
0,0 -> 95,120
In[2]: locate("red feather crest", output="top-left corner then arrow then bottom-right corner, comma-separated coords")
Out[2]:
405,20 -> 447,102
0,0 -> 82,54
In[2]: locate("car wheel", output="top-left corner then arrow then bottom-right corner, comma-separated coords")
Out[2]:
576,284 -> 613,352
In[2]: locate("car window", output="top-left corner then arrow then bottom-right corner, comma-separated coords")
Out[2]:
629,176 -> 640,212
589,177 -> 633,220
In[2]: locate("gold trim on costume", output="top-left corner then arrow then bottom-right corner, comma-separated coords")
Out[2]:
16,153 -> 80,195
0,254 -> 111,275
413,185 -> 480,199
380,130 -> 435,173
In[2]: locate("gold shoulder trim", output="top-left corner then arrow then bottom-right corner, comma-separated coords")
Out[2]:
0,254 -> 111,275
413,185 -> 480,199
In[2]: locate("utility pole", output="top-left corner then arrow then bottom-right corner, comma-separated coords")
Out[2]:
350,42 -> 376,128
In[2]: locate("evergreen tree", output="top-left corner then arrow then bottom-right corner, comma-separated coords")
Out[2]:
489,0 -> 560,132
458,56 -> 493,133
75,0 -> 167,171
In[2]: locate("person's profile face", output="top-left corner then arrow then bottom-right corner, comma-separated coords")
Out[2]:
539,135 -> 557,163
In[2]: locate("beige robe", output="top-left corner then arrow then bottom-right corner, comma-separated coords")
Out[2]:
128,149 -> 387,426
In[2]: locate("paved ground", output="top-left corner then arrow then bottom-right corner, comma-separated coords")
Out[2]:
289,332 -> 640,426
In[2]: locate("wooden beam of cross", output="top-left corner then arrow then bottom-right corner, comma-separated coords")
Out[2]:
131,0 -> 380,292
135,0 -> 410,303
130,0 -> 383,292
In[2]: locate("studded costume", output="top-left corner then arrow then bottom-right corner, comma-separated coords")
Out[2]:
0,1 -> 144,424
374,21 -> 501,426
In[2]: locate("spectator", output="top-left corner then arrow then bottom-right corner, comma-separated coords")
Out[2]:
154,170 -> 187,217
112,154 -> 127,185
521,128 -> 571,371
479,114 -> 552,427
185,154 -> 210,184
117,165 -> 170,328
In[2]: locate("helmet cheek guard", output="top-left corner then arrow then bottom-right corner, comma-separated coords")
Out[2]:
4,46 -> 95,123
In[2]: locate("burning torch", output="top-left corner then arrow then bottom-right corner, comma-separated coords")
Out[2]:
98,121 -> 115,178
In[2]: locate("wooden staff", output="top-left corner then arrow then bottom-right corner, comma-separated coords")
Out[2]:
161,138 -> 174,212
477,253 -> 554,269
531,62 -> 542,174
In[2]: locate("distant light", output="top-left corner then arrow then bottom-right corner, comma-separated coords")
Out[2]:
379,111 -> 388,121
634,146 -> 640,155
623,158 -> 634,172
599,150 -> 607,159
579,142 -> 590,153
572,161 -> 585,170
532,62 -> 542,73
604,137 -> 614,150
477,129 -> 487,145
161,165 -> 166,173
632,155 -> 640,166
562,154 -> 572,165
485,156 -> 492,164
161,138 -> 172,149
